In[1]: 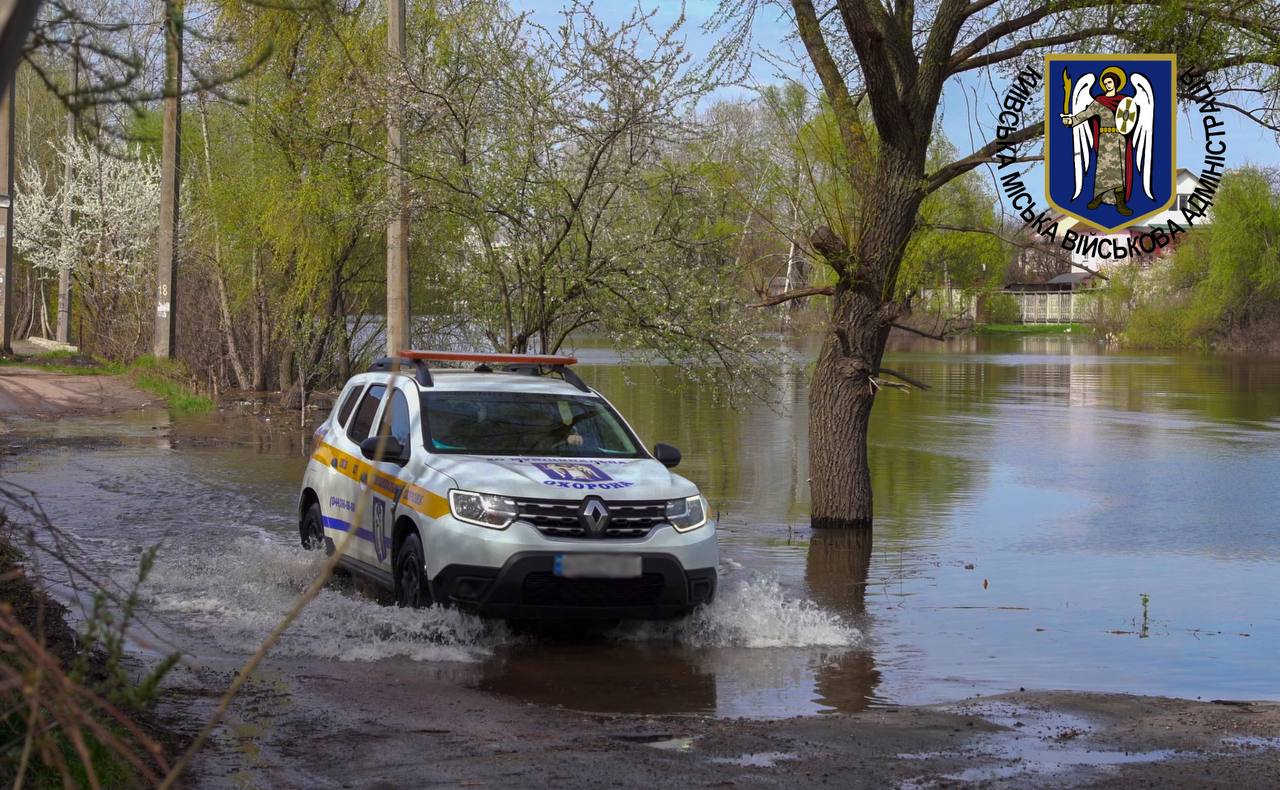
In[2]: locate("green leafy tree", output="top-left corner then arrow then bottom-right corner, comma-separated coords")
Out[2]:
1118,167 -> 1280,349
195,0 -> 390,391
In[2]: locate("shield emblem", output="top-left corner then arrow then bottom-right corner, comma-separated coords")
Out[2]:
1044,54 -> 1177,233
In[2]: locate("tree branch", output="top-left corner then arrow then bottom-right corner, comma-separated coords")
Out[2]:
951,28 -> 1117,74
924,121 -> 1041,194
790,0 -> 870,166
877,366 -> 931,390
750,285 -> 835,308
890,321 -> 952,341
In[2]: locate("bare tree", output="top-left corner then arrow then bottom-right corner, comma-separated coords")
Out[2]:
400,1 -> 774,394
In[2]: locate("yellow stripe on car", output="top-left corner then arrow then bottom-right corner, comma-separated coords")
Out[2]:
312,441 -> 448,519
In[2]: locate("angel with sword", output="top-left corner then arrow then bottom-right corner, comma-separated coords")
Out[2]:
1059,65 -> 1156,217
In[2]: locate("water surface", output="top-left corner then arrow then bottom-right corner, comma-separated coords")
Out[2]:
5,335 -> 1278,717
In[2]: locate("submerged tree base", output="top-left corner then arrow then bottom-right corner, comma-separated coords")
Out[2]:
810,517 -> 873,530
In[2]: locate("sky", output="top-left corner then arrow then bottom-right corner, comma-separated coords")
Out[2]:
522,1 -> 1280,213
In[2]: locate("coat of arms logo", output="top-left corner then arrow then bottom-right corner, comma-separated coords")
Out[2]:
1045,54 -> 1177,232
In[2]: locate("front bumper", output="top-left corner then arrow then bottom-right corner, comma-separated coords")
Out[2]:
432,552 -> 717,620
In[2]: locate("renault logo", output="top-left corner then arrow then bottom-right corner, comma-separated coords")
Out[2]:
578,498 -> 610,536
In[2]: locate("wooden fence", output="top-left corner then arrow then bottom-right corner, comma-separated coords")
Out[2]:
1005,290 -> 1099,324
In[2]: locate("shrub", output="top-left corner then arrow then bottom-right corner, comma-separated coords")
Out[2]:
982,292 -> 1021,324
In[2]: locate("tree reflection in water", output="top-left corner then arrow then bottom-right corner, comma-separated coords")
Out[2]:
806,529 -> 881,712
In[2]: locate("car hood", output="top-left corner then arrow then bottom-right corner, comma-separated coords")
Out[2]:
424,454 -> 699,501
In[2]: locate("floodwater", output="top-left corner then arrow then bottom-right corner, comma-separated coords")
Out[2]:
4,335 -> 1280,718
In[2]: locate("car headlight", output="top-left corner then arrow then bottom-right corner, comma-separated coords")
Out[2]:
448,489 -> 517,529
666,494 -> 708,532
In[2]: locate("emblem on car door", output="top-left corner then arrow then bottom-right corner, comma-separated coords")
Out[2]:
578,497 -> 610,536
373,498 -> 388,563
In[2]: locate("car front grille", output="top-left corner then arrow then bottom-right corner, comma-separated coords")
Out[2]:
521,572 -> 666,607
514,498 -> 667,539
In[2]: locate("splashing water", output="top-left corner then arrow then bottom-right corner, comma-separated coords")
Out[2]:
615,575 -> 862,649
140,537 -> 858,662
142,537 -> 508,662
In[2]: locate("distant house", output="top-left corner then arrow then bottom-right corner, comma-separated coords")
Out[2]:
1004,271 -> 1105,293
1056,168 -> 1205,273
999,170 -> 1205,324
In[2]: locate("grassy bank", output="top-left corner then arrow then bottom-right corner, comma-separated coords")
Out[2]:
973,323 -> 1090,336
1,352 -> 215,413
0,512 -> 173,787
127,357 -> 216,413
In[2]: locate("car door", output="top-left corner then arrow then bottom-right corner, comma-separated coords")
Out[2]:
339,382 -> 388,567
362,383 -> 415,574
314,381 -> 365,549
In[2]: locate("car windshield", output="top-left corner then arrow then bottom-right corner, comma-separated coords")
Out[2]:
422,391 -> 643,457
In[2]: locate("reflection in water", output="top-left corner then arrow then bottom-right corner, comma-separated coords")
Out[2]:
806,530 -> 873,615
806,530 -> 880,712
477,642 -> 717,714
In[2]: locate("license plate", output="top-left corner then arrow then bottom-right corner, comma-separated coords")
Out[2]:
554,553 -> 642,579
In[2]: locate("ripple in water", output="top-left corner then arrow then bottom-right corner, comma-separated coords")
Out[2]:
142,538 -> 859,662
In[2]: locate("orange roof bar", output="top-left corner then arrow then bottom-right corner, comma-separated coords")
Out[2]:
398,350 -> 578,366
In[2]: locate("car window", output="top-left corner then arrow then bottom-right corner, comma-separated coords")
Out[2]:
421,391 -> 642,457
347,384 -> 387,443
376,389 -> 412,449
335,384 -> 363,429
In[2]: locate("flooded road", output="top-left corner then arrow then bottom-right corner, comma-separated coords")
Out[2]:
4,335 -> 1280,719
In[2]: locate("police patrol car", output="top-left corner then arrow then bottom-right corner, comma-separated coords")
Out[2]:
298,350 -> 718,619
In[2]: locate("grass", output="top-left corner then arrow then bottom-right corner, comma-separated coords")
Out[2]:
0,351 -> 125,376
0,352 -> 215,412
127,357 -> 216,413
974,323 -> 1091,335
0,710 -> 135,790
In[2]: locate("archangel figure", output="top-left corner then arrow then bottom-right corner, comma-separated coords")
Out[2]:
1059,66 -> 1156,216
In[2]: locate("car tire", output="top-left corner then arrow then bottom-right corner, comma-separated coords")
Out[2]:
394,533 -> 431,608
301,502 -> 327,552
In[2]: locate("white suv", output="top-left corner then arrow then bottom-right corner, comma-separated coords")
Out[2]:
297,351 -> 718,619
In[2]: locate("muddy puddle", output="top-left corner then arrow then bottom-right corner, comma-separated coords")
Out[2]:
3,335 -> 1280,718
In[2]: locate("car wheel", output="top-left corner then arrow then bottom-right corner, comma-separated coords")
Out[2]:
301,502 -> 327,552
394,533 -> 430,608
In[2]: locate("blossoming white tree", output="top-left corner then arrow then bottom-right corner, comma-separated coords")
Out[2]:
15,139 -> 161,350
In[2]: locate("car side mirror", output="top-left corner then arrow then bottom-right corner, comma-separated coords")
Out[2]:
653,443 -> 681,469
360,436 -> 408,465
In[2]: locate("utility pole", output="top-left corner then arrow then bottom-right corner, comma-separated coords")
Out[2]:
153,0 -> 182,359
385,0 -> 409,356
0,80 -> 13,354
56,43 -> 76,344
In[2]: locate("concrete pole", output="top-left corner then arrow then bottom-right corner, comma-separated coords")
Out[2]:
56,44 -> 76,344
0,81 -> 13,354
153,0 -> 182,359
385,0 -> 409,356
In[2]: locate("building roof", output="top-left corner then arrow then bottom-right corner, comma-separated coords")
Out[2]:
1046,272 -> 1094,285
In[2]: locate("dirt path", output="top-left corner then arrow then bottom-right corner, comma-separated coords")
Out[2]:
154,653 -> 1280,789
0,366 -> 153,421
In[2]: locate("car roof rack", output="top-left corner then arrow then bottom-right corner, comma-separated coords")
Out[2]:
368,356 -> 435,387
376,350 -> 591,393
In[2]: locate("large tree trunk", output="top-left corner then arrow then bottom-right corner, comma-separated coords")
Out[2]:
807,148 -> 924,530
807,289 -> 889,529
